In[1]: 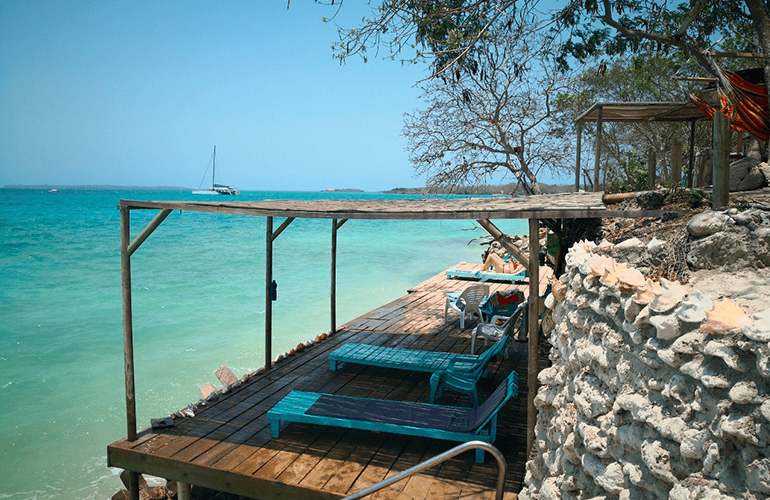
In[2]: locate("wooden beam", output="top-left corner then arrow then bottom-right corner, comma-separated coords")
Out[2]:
575,122 -> 582,192
527,218 -> 540,456
713,112 -> 731,209
329,219 -> 344,333
688,120 -> 696,188
672,139 -> 683,186
330,219 -> 348,334
127,208 -> 173,256
594,106 -> 603,192
120,206 -> 137,441
265,216 -> 273,370
476,219 -> 529,269
263,216 -> 297,369
120,206 -> 140,500
178,483 -> 192,500
647,147 -> 657,189
271,217 -> 295,242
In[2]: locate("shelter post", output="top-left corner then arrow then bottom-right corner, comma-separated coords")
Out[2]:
712,112 -> 731,209
593,106 -> 603,192
265,216 -> 273,370
120,206 -> 137,441
330,219 -> 348,334
647,147 -> 657,189
687,120 -> 696,188
575,122 -> 582,192
119,206 -> 140,500
331,219 -> 337,334
527,218 -> 540,456
672,139 -> 683,187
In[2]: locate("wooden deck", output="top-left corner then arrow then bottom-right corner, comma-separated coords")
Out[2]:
108,263 -> 553,499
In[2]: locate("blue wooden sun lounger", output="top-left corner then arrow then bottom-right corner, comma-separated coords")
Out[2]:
266,370 -> 519,463
329,335 -> 509,374
446,268 -> 527,282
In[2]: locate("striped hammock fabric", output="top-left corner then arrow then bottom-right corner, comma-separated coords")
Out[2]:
690,69 -> 769,142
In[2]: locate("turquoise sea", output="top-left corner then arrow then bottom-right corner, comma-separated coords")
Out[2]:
0,189 -> 527,499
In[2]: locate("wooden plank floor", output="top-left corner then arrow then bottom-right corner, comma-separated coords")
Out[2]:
108,263 -> 553,500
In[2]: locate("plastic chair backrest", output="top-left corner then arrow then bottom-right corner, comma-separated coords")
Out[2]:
459,284 -> 490,316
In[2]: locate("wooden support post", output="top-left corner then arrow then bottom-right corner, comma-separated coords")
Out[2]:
713,112 -> 731,209
687,120 -> 696,188
263,216 -> 295,369
527,218 -> 540,457
265,216 -> 273,370
120,206 -> 137,441
120,206 -> 140,500
647,147 -> 657,189
178,482 -> 192,500
330,219 -> 347,334
331,219 -> 338,333
593,107 -> 603,192
575,122 -> 582,192
477,219 -> 529,268
672,139 -> 683,187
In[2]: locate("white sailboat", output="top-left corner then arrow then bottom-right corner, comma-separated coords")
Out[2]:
192,146 -> 239,195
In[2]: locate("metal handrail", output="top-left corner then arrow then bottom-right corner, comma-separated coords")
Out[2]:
341,440 -> 507,500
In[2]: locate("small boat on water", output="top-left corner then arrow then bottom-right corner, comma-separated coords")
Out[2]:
192,146 -> 239,195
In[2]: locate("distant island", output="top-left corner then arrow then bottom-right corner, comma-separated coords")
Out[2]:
384,182 -> 573,195
4,185 -> 192,191
320,188 -> 364,193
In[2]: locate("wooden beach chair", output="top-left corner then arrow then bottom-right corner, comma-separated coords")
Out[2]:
266,370 -> 519,463
328,334 -> 509,375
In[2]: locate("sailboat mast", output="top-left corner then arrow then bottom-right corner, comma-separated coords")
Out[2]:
212,146 -> 216,186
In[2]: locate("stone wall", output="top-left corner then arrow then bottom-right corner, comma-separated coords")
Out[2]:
520,241 -> 770,500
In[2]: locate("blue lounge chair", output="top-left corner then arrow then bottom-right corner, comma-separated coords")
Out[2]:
329,334 -> 509,374
446,267 -> 527,283
266,370 -> 519,463
429,337 -> 514,408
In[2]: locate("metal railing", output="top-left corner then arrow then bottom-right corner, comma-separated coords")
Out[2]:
341,440 -> 507,500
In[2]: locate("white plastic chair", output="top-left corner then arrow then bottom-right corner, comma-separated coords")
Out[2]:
471,302 -> 526,355
444,284 -> 489,329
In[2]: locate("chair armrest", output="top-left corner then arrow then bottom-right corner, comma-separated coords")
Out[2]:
489,315 -> 511,325
446,356 -> 478,373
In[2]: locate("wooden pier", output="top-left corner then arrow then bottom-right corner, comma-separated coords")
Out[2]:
108,263 -> 552,499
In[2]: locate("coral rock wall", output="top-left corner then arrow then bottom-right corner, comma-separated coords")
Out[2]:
520,242 -> 770,500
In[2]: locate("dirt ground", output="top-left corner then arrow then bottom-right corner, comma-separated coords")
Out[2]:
600,188 -> 770,314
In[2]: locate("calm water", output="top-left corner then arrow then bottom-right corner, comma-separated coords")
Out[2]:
0,189 -> 526,499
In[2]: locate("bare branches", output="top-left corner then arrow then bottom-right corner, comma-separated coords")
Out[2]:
404,18 -> 577,194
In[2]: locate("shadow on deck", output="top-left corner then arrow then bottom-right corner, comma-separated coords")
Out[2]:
108,263 -> 552,499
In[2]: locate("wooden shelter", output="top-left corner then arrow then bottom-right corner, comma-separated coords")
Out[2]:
575,101 -> 710,191
111,192 -> 670,499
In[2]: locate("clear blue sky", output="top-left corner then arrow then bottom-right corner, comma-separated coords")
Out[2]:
1,1 -> 435,191
2,1 -> 572,192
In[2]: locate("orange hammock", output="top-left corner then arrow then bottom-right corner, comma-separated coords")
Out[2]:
690,69 -> 770,142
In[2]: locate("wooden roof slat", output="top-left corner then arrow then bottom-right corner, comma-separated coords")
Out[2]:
119,191 -> 672,220
576,101 -> 710,123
